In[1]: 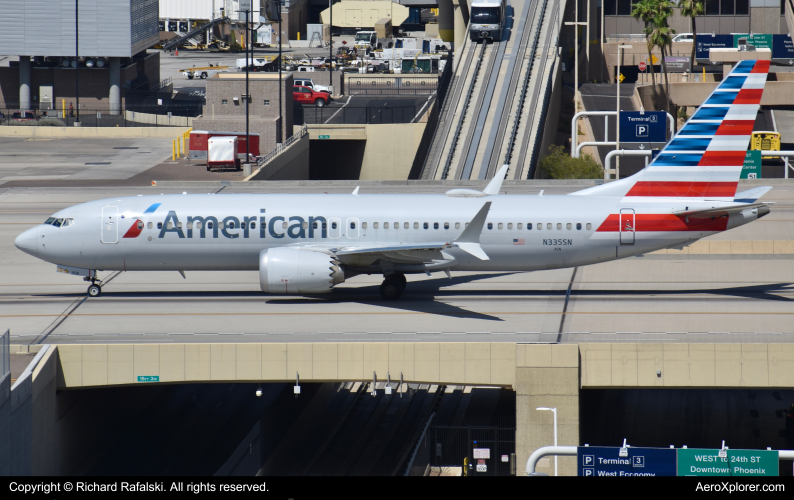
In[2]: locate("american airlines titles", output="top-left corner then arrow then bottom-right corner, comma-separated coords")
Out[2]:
157,210 -> 329,240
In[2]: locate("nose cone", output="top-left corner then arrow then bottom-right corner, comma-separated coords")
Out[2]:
14,227 -> 38,257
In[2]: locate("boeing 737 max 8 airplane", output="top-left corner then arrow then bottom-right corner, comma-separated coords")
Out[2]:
15,60 -> 774,300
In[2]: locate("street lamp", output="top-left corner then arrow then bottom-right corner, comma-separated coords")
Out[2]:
564,0 -> 588,98
536,407 -> 558,476
238,1 -> 252,166
75,0 -> 80,124
615,44 -> 632,180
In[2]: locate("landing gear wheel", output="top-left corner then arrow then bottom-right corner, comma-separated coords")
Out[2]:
379,279 -> 402,300
391,274 -> 407,291
87,284 -> 102,297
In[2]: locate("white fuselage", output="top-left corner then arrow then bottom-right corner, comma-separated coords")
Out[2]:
14,193 -> 761,275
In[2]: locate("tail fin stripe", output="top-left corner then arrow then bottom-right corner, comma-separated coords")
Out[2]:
719,76 -> 747,89
698,151 -> 747,166
751,60 -> 771,73
666,138 -> 711,151
692,107 -> 729,120
654,154 -> 703,166
734,88 -> 763,104
625,181 -> 738,198
735,60 -> 757,72
679,123 -> 721,135
706,92 -> 739,105
715,121 -> 755,135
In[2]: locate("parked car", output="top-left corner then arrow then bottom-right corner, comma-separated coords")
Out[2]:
11,111 -> 36,122
294,78 -> 331,94
292,85 -> 329,107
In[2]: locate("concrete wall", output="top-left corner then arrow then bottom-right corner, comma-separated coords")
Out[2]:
55,343 -> 519,388
0,126 -> 190,139
637,81 -> 794,108
247,132 -> 310,180
360,123 -> 426,180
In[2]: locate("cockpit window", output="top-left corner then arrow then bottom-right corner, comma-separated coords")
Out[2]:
44,217 -> 73,227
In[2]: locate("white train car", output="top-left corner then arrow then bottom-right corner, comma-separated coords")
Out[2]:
469,0 -> 506,42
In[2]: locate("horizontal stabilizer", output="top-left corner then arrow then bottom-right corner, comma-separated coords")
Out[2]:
674,202 -> 772,219
734,186 -> 772,203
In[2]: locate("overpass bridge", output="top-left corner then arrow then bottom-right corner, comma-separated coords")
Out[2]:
4,341 -> 794,475
420,0 -> 566,181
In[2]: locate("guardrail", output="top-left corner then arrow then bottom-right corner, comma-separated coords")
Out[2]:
256,124 -> 308,168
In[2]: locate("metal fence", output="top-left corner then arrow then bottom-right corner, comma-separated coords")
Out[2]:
0,107 -> 193,128
347,76 -> 439,96
295,103 -> 421,125
429,425 -> 516,476
1,329 -> 9,380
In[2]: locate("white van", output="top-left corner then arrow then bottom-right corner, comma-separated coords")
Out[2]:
672,33 -> 712,43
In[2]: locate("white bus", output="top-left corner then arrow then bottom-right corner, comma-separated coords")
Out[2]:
470,0 -> 506,42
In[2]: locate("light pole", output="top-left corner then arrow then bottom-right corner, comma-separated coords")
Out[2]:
536,407 -> 558,476
615,44 -> 632,180
329,0 -> 333,88
238,2 -> 252,167
278,0 -> 282,144
75,0 -> 80,124
564,0 -> 588,98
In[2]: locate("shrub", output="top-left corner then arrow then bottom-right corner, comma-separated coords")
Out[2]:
538,145 -> 604,179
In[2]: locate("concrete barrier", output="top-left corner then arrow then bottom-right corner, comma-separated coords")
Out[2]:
0,126 -> 191,139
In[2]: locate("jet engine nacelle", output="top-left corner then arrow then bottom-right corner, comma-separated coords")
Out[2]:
259,247 -> 345,294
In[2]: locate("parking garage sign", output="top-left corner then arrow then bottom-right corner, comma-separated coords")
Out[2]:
578,446 -> 677,476
619,112 -> 667,143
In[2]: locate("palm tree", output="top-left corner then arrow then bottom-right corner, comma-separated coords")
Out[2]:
647,21 -> 676,120
631,0 -> 659,88
678,0 -> 704,71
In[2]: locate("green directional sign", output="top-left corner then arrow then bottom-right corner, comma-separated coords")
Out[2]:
137,375 -> 160,382
741,150 -> 762,179
677,448 -> 779,476
733,33 -> 773,50
318,135 -> 330,139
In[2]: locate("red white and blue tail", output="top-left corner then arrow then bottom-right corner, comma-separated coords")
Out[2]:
575,59 -> 770,200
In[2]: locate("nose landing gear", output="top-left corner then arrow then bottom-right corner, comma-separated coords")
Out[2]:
84,274 -> 103,297
380,273 -> 407,300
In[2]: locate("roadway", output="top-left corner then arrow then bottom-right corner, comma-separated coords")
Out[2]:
2,181 -> 793,346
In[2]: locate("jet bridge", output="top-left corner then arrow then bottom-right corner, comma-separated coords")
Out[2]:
163,17 -> 230,51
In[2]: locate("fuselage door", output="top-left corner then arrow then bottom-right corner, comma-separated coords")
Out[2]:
619,208 -> 635,245
346,217 -> 360,239
101,206 -> 119,244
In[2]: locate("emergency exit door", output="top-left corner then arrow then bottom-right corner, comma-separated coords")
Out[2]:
101,206 -> 119,244
620,208 -> 635,244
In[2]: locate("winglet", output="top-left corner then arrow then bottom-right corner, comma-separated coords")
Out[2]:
453,201 -> 491,260
352,186 -> 360,196
482,165 -> 509,195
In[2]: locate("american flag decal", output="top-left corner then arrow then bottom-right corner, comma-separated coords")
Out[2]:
513,238 -> 525,245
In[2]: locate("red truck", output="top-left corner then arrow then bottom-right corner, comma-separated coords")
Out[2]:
292,85 -> 329,107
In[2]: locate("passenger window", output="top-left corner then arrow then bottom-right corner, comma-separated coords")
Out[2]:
586,223 -> 592,230
196,221 -> 203,229
434,222 -> 439,229
508,223 -> 513,230
312,222 -> 318,229
302,221 -> 308,229
566,223 -> 572,230
282,222 -> 288,229
487,223 -> 493,230
517,223 -> 523,230
148,222 -> 153,229
323,222 -> 327,229
423,222 -> 429,229
444,222 -> 449,229
167,222 -> 173,229
157,222 -> 163,229
332,222 -> 337,229
498,223 -> 503,230
350,222 -> 356,229
228,220 -> 235,228
455,222 -> 460,230
373,222 -> 379,229
465,222 -> 469,228
241,222 -> 247,229
177,222 -> 183,229
207,221 -> 213,229
576,223 -> 582,230
538,223 -> 543,230
556,223 -> 562,230
362,222 -> 367,229
384,222 -> 389,229
527,223 -> 532,230
547,223 -> 552,230
413,222 -> 419,229
404,222 -> 409,229
137,220 -> 144,229
187,222 -> 193,229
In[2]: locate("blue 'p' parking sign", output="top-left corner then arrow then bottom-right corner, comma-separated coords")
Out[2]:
619,111 -> 667,143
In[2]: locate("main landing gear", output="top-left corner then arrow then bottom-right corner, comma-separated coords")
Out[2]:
379,274 -> 407,300
84,276 -> 102,297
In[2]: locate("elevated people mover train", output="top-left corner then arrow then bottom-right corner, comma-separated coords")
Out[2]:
470,0 -> 506,42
